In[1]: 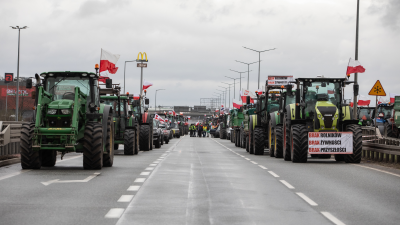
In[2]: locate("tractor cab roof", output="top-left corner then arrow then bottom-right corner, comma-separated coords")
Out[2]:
296,77 -> 347,82
40,71 -> 97,78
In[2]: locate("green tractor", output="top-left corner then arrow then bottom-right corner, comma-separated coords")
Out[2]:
21,70 -> 114,170
241,102 -> 256,152
218,113 -> 228,139
357,106 -> 374,126
100,88 -> 138,155
282,77 -> 362,163
131,96 -> 154,151
230,108 -> 245,146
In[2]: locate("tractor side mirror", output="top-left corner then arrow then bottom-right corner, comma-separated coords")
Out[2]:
26,78 -> 33,89
246,96 -> 250,105
106,79 -> 112,88
145,98 -> 149,105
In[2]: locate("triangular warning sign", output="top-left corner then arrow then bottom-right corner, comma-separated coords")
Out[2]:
368,80 -> 386,96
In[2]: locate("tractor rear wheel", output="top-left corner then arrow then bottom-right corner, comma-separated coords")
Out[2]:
220,129 -> 227,139
124,130 -> 135,155
268,121 -> 274,157
21,122 -> 41,169
161,135 -> 164,145
165,136 -> 169,144
83,122 -> 103,170
249,132 -> 254,154
134,127 -> 140,155
155,136 -> 161,148
254,127 -> 264,155
139,125 -> 151,151
283,116 -> 291,161
345,124 -> 362,163
41,150 -> 57,167
291,124 -> 308,163
245,136 -> 249,152
103,116 -> 114,167
384,122 -> 395,138
275,126 -> 283,158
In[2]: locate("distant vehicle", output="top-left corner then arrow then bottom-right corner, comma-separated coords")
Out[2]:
159,123 -> 171,144
153,119 -> 164,148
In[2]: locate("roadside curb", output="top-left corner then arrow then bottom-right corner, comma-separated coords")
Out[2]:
0,158 -> 20,168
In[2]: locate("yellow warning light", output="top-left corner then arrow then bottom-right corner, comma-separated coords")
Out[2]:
95,64 -> 99,69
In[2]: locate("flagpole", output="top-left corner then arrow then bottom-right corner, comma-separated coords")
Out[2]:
353,0 -> 360,119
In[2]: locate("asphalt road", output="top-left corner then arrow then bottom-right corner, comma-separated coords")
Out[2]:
0,136 -> 399,225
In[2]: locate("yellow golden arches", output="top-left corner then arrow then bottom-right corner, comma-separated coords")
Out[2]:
137,52 -> 148,61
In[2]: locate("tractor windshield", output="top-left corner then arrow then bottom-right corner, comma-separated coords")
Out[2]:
102,99 -> 126,116
377,106 -> 393,119
358,108 -> 372,120
46,77 -> 90,100
304,81 -> 341,118
285,92 -> 296,106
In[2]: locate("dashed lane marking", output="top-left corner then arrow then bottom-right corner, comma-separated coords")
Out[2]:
105,208 -> 125,218
149,164 -> 157,166
153,161 -> 159,164
140,172 -> 150,176
134,178 -> 146,183
296,192 -> 318,206
117,195 -> 134,203
245,158 -> 250,160
268,171 -> 280,177
250,161 -> 258,164
145,167 -> 154,171
127,186 -> 140,191
258,165 -> 268,169
321,212 -> 346,225
280,180 -> 295,189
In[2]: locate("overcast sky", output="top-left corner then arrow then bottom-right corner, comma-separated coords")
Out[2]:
1,0 -> 399,108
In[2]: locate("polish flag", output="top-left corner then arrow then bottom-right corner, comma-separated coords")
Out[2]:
357,95 -> 370,106
215,109 -> 219,112
98,76 -> 110,84
100,49 -> 120,77
240,89 -> 255,103
257,89 -> 263,95
233,99 -> 242,109
390,93 -> 400,103
143,80 -> 153,90
346,58 -> 366,75
328,89 -> 335,94
154,114 -> 162,121
133,94 -> 140,100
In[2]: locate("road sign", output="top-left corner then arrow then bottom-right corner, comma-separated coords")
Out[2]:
137,63 -> 147,68
5,73 -> 13,83
368,80 -> 386,96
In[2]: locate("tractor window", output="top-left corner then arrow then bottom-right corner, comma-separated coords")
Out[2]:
46,77 -> 90,101
378,106 -> 393,119
358,108 -> 371,120
285,92 -> 296,106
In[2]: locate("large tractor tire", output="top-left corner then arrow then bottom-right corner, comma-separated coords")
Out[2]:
231,132 -> 234,143
268,121 -> 274,157
161,134 -> 164,145
103,116 -> 114,167
150,128 -> 153,150
254,127 -> 265,155
384,122 -> 396,138
155,136 -> 161,148
246,136 -> 249,152
139,125 -> 151,151
344,124 -> 362,163
290,124 -> 308,163
134,127 -> 140,155
83,122 -> 103,170
21,122 -> 41,169
275,126 -> 284,158
249,132 -> 254,154
123,130 -> 135,155
165,136 -> 169,144
41,150 -> 57,167
283,116 -> 291,161
235,130 -> 239,147
220,129 -> 227,139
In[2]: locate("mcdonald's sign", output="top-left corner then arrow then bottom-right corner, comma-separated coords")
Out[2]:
137,52 -> 148,62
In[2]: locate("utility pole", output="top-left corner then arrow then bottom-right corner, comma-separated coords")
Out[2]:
225,75 -> 244,99
10,26 -> 28,121
235,60 -> 259,90
242,47 -> 276,89
123,60 -> 135,93
221,82 -> 236,109
353,0 -> 360,119
155,89 -> 165,112
230,69 -> 250,93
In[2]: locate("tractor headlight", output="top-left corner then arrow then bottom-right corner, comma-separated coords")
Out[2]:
334,114 -> 338,118
318,114 -> 322,118
61,109 -> 71,114
47,109 -> 57,115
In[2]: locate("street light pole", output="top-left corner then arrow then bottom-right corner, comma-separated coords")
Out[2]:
221,82 -> 237,109
216,89 -> 226,107
124,60 -> 135,93
230,69 -> 251,93
155,89 -> 165,112
235,60 -> 259,90
226,75 -> 245,99
10,26 -> 27,121
242,47 -> 276,89
353,0 -> 360,119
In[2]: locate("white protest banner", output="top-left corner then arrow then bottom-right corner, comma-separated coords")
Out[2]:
267,75 -> 294,86
308,132 -> 353,154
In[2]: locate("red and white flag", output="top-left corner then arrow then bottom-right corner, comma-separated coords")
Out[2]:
233,99 -> 242,109
215,109 -> 219,112
357,95 -> 370,106
133,94 -> 140,100
390,93 -> 400,103
346,58 -> 366,75
240,89 -> 255,103
99,49 -> 120,82
143,80 -> 153,90
328,89 -> 335,94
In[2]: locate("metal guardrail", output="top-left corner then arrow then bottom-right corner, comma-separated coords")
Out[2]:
362,127 -> 400,163
0,121 -> 25,156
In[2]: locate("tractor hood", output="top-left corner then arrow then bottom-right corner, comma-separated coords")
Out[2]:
48,99 -> 74,109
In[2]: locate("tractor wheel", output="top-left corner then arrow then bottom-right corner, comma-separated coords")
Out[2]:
384,122 -> 395,138
283,116 -> 291,161
134,127 -> 140,154
41,150 -> 57,167
139,125 -> 151,151
83,122 -> 103,170
177,133 -> 181,138
103,116 -> 114,167
246,136 -> 249,152
275,126 -> 283,158
345,124 -> 362,163
268,121 -> 274,157
21,122 -> 41,169
231,132 -> 234,143
124,130 -> 135,155
155,136 -> 161,148
161,134 -> 164,145
150,128 -> 153,150
114,144 -> 119,150
235,130 -> 239,146
335,154 -> 345,161
254,127 -> 264,155
220,129 -> 227,139
290,124 -> 308,163
249,132 -> 254,154
165,136 -> 169,144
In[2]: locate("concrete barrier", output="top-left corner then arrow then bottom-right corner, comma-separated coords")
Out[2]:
0,121 -> 25,156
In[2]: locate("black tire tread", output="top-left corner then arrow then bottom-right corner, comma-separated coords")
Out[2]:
344,124 -> 362,163
139,125 -> 151,151
83,122 -> 103,170
254,127 -> 264,155
124,130 -> 135,155
291,124 -> 308,163
20,122 -> 41,169
275,126 -> 283,158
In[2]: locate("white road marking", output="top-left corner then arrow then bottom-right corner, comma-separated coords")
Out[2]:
166,151 -> 170,152
41,172 -> 100,186
268,171 -> 280,177
0,169 -> 31,181
321,212 -> 346,225
153,161 -> 159,164
134,178 -> 146,183
280,180 -> 295,189
127,186 -> 140,191
250,161 -> 258,164
241,156 -> 245,157
355,164 -> 400,178
105,208 -> 125,218
145,167 -> 154,171
245,158 -> 250,160
258,165 -> 268,169
140,172 -> 150,176
149,164 -> 157,166
296,192 -> 318,206
117,195 -> 134,203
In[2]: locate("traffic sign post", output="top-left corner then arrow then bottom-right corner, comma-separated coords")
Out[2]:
137,63 -> 147,68
368,80 -> 386,139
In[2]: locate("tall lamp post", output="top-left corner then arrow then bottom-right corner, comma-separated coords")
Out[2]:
242,47 -> 276,89
235,60 -> 259,90
229,69 -> 250,92
216,89 -> 226,107
353,0 -> 360,119
10,26 -> 28,121
155,89 -> 165,111
123,60 -> 135,93
221,82 -> 236,108
225,76 -> 244,99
